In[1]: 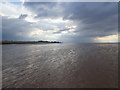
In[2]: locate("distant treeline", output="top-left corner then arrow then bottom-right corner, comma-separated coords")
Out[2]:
0,40 -> 61,44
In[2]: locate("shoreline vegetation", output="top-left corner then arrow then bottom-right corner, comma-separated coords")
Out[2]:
0,40 -> 62,44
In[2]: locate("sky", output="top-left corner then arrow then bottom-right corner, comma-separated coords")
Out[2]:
1,1 -> 119,43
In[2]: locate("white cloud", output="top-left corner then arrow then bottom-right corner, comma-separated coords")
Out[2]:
1,2 -> 22,18
1,1 -> 37,22
27,28 -> 61,40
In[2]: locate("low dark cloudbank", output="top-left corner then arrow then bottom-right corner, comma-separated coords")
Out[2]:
2,16 -> 33,41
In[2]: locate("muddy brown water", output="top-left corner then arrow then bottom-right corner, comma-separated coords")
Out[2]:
2,43 -> 118,88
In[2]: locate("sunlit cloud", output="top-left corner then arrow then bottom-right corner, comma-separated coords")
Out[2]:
1,2 -> 21,18
43,18 -> 70,23
94,34 -> 118,43
27,28 -> 61,41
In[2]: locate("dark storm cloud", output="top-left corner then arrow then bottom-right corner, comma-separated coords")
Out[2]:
62,2 -> 117,22
24,2 -> 63,19
62,2 -> 118,38
24,2 -> 117,22
24,2 -> 118,42
53,28 -> 70,34
19,14 -> 28,19
2,16 -> 32,40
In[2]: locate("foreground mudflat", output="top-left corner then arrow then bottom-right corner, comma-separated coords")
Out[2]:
2,43 -> 118,88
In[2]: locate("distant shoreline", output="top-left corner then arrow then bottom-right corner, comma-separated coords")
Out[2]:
0,41 -> 62,44
0,41 -> 119,45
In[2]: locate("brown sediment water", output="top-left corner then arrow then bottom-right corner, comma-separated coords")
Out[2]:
2,43 -> 118,88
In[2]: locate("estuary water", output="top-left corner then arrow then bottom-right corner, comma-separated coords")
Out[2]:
2,43 -> 118,88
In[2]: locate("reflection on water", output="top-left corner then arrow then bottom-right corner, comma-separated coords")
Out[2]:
2,43 -> 118,88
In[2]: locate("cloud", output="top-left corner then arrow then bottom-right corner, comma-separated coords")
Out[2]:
2,2 -> 118,43
94,34 -> 118,43
19,14 -> 28,19
24,2 -> 64,19
2,16 -> 62,41
2,16 -> 32,40
0,2 -> 23,18
23,2 -> 118,42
